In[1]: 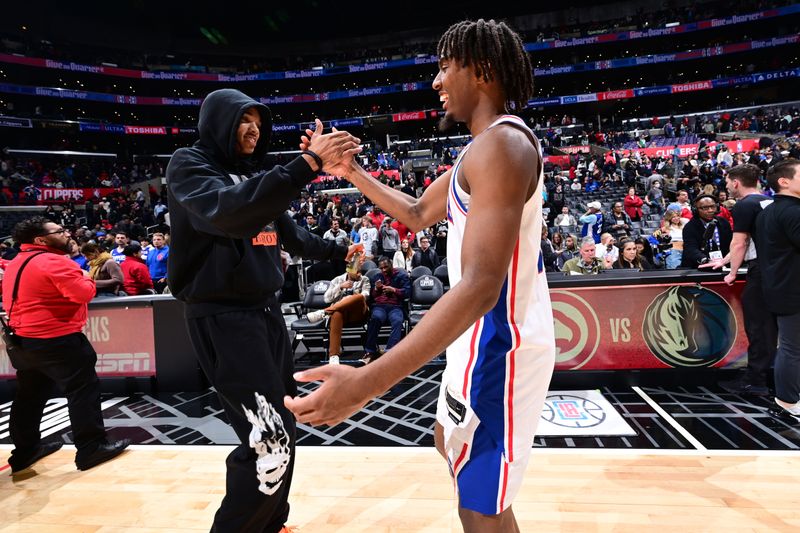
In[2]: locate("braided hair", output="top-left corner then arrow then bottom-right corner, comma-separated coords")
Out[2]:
437,19 -> 533,112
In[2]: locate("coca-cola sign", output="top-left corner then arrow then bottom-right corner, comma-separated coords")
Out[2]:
392,111 -> 426,122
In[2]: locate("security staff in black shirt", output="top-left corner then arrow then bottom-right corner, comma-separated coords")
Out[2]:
167,89 -> 361,533
756,159 -> 800,423
701,164 -> 776,395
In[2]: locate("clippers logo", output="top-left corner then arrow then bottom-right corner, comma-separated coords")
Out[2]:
550,290 -> 600,369
643,286 -> 736,367
541,394 -> 606,428
313,282 -> 328,294
420,276 -> 435,288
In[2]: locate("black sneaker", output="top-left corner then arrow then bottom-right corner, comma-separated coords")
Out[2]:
9,441 -> 64,474
75,439 -> 131,471
767,404 -> 800,425
719,376 -> 770,397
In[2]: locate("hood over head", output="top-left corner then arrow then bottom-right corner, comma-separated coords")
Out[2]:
197,88 -> 272,169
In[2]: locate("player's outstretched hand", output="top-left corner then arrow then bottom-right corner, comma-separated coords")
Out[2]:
284,364 -> 373,427
300,119 -> 362,177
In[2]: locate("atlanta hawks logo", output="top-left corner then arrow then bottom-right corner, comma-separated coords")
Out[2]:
550,290 -> 601,369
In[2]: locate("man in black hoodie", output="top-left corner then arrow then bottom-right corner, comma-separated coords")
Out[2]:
167,88 -> 360,533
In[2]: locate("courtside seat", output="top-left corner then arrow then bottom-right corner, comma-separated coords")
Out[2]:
408,275 -> 444,328
410,265 -> 432,283
433,264 -> 449,292
290,280 -> 331,355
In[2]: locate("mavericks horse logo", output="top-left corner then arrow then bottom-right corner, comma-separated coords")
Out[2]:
643,286 -> 736,367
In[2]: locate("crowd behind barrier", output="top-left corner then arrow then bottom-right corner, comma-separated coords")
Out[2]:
0,112 -> 796,303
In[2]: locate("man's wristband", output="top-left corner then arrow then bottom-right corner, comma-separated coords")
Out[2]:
301,150 -> 323,173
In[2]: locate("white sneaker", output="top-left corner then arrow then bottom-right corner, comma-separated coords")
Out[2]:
775,398 -> 800,417
306,310 -> 327,324
328,355 -> 340,365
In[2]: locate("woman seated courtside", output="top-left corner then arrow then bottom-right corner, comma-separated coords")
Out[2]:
613,239 -> 653,270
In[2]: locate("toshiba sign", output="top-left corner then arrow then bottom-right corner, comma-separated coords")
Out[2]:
124,125 -> 167,135
670,81 -> 713,93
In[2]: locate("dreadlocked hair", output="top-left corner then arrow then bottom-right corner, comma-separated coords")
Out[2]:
437,19 -> 534,112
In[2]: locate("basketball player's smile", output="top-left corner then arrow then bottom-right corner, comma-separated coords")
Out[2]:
439,93 -> 449,110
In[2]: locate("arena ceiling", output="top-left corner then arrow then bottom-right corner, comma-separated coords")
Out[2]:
4,0 -> 625,52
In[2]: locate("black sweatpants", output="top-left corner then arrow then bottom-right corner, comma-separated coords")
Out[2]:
741,262 -> 778,386
186,302 -> 296,533
8,332 -> 107,460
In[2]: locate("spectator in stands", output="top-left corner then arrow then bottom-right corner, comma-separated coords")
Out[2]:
139,237 -> 152,262
81,242 -> 123,297
554,206 -> 577,228
146,232 -> 169,294
412,236 -> 440,270
570,178 -> 582,192
306,256 -> 372,364
624,187 -> 644,222
658,209 -> 685,270
595,233 -> 619,263
379,217 -> 401,258
646,180 -> 665,215
358,215 -> 379,259
362,257 -> 410,364
634,236 -> 658,268
541,226 -> 557,272
393,239 -> 414,272
367,205 -> 385,228
120,243 -> 153,296
555,233 -> 579,271
675,190 -> 692,219
562,237 -> 613,275
0,239 -> 18,260
111,232 -> 128,264
323,218 -> 350,247
603,202 -> 632,241
390,217 -> 413,243
60,206 -> 77,228
580,201 -> 603,243
614,240 -> 652,270
68,239 -> 87,270
681,195 -> 732,268
551,232 -> 565,253
433,219 -> 448,259
2,217 -> 130,473
305,214 -> 324,238
153,199 -> 168,223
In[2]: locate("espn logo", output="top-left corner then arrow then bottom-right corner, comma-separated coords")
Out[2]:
95,352 -> 154,375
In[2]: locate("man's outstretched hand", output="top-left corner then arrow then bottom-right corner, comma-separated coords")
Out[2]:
284,364 -> 375,427
300,119 -> 361,177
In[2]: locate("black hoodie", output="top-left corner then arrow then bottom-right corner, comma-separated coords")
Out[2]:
166,88 -> 346,317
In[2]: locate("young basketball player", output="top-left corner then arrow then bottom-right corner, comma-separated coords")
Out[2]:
285,19 -> 556,532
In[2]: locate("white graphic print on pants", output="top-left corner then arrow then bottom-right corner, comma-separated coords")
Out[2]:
243,392 -> 291,495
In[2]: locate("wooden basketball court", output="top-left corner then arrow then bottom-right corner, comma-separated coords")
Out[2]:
2,445 -> 799,531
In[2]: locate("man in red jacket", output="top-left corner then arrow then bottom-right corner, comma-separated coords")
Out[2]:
2,217 -> 130,474
120,243 -> 154,296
